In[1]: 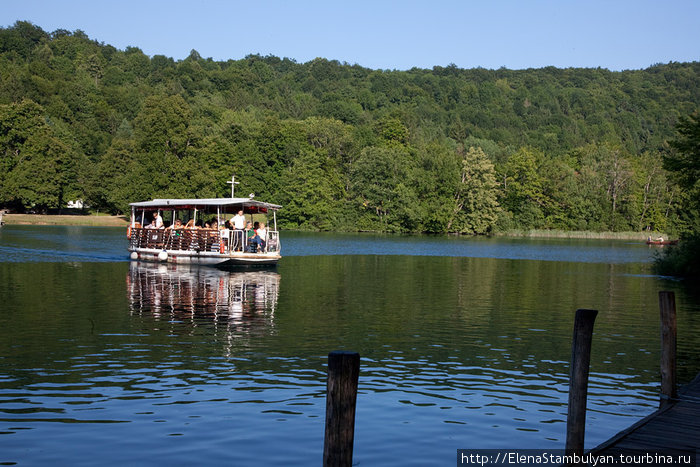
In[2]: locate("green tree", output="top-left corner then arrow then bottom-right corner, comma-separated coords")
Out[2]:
537,156 -> 578,229
630,151 -> 674,232
665,111 -> 700,229
654,111 -> 700,277
278,148 -> 345,230
447,146 -> 500,234
89,132 -> 145,214
666,112 -> 700,191
0,99 -> 80,210
0,21 -> 48,58
375,116 -> 409,147
350,146 -> 418,231
415,142 -> 460,233
133,94 -> 193,157
499,147 -> 548,229
600,145 -> 633,230
129,94 -> 214,201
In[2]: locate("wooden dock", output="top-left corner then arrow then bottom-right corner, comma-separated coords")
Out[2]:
591,372 -> 700,455
564,292 -> 699,461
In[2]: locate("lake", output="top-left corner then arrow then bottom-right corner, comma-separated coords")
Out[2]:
1,226 -> 699,465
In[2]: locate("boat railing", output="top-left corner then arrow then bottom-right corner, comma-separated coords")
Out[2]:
130,228 -> 280,254
130,228 -> 222,252
266,231 -> 280,253
223,229 -> 281,253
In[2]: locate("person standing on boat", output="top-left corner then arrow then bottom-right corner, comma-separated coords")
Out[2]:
231,210 -> 246,230
153,211 -> 163,229
230,210 -> 246,251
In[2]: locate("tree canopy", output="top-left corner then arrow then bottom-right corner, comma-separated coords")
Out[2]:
1,21 -> 699,234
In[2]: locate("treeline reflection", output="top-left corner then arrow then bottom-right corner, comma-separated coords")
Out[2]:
126,262 -> 280,332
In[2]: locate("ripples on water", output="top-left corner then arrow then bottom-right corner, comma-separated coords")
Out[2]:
0,226 -> 126,262
0,227 -> 698,465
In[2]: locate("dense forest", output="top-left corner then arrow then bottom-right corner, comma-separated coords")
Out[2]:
1,21 -> 699,234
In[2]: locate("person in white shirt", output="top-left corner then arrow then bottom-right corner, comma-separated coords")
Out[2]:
231,210 -> 245,230
257,222 -> 268,252
153,212 -> 163,229
230,210 -> 246,251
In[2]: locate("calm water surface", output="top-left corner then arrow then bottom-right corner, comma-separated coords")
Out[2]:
1,226 -> 699,466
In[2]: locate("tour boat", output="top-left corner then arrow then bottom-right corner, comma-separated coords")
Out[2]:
128,195 -> 281,267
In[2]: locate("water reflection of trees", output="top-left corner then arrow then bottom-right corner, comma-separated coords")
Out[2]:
126,262 -> 279,333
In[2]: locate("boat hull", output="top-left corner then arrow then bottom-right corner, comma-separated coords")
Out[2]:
128,247 -> 280,267
646,240 -> 678,245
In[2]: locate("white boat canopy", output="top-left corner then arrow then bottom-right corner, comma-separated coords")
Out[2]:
130,198 -> 281,211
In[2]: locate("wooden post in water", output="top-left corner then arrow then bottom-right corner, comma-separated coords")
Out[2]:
323,351 -> 360,467
565,309 -> 598,457
659,291 -> 677,408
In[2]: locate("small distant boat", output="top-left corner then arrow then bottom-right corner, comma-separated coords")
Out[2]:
646,239 -> 678,246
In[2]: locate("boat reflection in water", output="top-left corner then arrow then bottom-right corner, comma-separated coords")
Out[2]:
127,262 -> 280,337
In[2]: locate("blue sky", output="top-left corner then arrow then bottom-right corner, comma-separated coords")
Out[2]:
3,0 -> 699,71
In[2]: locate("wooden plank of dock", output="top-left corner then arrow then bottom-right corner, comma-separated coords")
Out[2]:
591,372 -> 700,455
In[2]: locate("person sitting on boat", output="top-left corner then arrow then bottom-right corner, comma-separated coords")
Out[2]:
656,236 -> 664,242
245,221 -> 261,252
185,219 -> 198,229
257,222 -> 268,252
145,218 -> 158,229
210,220 -> 219,230
231,210 -> 246,230
166,219 -> 184,230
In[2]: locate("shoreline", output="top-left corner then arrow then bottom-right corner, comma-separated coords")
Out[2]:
492,229 -> 666,241
2,214 -> 667,240
2,213 -> 128,226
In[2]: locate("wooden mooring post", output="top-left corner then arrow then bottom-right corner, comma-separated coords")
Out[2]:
659,291 -> 677,408
565,309 -> 598,457
323,351 -> 360,467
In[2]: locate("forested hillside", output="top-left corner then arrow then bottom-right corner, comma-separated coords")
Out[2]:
1,21 -> 699,233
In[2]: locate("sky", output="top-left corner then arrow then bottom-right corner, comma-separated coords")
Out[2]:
3,0 -> 699,71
